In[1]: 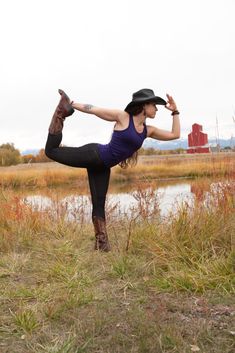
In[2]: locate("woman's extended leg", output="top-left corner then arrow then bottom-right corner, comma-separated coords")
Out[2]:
45,89 -> 104,169
45,133 -> 104,169
87,167 -> 111,251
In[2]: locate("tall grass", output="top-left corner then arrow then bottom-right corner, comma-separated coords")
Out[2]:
0,179 -> 234,352
129,184 -> 235,293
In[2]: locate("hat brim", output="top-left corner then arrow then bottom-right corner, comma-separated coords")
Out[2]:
125,96 -> 167,111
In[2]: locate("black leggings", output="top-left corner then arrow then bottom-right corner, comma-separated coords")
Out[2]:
45,133 -> 110,220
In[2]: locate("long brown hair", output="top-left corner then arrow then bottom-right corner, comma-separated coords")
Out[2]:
119,151 -> 138,169
118,103 -> 145,169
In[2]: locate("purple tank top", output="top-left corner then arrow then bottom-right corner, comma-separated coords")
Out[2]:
97,115 -> 147,168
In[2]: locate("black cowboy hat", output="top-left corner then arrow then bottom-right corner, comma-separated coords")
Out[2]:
125,88 -> 166,111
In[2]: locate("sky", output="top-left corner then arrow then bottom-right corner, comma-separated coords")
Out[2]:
0,0 -> 234,151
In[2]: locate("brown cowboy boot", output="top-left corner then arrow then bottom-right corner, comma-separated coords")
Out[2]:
49,89 -> 74,135
92,216 -> 111,252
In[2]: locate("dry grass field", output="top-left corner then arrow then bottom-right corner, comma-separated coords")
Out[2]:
0,152 -> 234,188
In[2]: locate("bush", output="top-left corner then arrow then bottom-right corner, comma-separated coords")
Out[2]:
0,143 -> 21,166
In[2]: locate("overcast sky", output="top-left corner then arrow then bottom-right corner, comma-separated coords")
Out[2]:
0,0 -> 234,151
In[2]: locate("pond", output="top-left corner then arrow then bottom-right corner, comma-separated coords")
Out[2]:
21,177 -> 233,222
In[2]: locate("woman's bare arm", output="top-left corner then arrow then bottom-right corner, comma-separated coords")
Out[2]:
71,102 -> 124,122
147,114 -> 180,140
147,94 -> 180,140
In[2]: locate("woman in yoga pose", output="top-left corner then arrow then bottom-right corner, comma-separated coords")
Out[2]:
45,88 -> 180,252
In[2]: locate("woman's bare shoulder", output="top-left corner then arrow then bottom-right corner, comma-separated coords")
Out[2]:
115,111 -> 130,129
117,110 -> 129,119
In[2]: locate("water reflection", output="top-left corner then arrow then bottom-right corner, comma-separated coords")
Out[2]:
23,182 -> 194,221
22,178 -> 234,222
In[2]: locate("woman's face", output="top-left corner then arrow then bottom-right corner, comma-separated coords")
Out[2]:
144,102 -> 158,118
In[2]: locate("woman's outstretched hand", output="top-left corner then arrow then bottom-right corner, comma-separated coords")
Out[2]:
165,94 -> 178,112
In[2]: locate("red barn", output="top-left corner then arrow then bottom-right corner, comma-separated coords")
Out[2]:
187,123 -> 210,153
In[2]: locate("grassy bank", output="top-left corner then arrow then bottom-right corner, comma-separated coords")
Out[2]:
0,180 -> 234,352
0,153 -> 234,188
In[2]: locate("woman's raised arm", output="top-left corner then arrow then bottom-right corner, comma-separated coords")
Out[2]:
147,94 -> 180,141
71,102 -> 123,122
147,115 -> 180,140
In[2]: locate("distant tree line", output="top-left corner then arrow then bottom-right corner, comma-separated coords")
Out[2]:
0,143 -> 234,167
0,143 -> 50,166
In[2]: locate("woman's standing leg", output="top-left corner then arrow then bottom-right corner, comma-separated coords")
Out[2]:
87,167 -> 111,251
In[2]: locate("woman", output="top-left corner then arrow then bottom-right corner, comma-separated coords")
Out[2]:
45,88 -> 180,252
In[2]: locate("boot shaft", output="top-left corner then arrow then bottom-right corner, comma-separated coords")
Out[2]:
92,216 -> 111,252
48,90 -> 74,135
